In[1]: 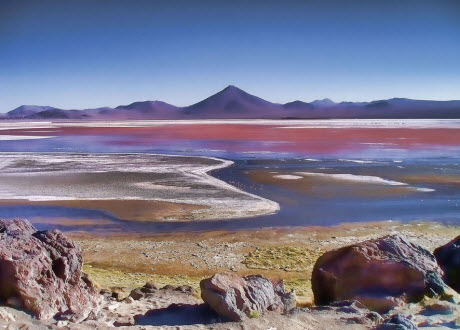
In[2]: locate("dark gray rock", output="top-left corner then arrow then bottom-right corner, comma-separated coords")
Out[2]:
377,314 -> 418,330
129,288 -> 145,301
434,235 -> 460,293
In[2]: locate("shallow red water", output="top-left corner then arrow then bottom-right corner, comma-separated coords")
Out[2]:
2,123 -> 460,156
0,121 -> 459,231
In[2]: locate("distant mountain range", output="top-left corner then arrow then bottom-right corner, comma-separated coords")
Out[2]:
2,85 -> 460,120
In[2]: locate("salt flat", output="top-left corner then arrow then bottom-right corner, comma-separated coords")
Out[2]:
0,153 -> 279,221
1,118 -> 460,130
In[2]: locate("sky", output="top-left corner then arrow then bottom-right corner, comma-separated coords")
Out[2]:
0,0 -> 459,112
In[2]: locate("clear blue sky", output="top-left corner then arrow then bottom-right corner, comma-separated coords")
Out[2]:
1,0 -> 459,111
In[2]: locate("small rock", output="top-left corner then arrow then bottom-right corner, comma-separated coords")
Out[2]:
422,300 -> 455,315
106,303 -> 120,311
125,296 -> 134,304
377,314 -> 418,330
173,285 -> 195,294
144,281 -> 158,290
418,316 -> 444,327
99,288 -> 112,299
111,287 -> 128,301
129,288 -> 145,301
56,320 -> 68,327
200,272 -> 296,321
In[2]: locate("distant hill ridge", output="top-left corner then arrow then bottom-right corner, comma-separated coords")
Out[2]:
3,85 -> 460,119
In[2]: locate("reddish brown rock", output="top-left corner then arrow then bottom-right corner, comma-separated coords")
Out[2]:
312,234 -> 449,313
434,235 -> 460,293
200,272 -> 296,321
0,219 -> 99,321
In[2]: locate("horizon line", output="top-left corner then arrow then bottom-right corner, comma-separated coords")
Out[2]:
3,85 -> 460,113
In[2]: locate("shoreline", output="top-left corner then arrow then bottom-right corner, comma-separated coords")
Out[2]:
0,152 -> 280,222
1,118 -> 460,128
74,219 -> 460,304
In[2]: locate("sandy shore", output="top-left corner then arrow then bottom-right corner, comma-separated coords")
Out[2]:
72,220 -> 460,305
0,199 -> 207,223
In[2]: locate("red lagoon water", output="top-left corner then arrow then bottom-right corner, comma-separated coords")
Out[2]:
0,121 -> 460,159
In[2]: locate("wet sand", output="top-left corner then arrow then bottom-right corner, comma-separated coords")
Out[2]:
247,169 -> 422,198
0,199 -> 207,223
395,173 -> 460,186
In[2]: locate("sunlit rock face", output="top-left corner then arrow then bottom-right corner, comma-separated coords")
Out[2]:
312,234 -> 451,313
0,219 -> 99,321
200,272 -> 296,321
434,235 -> 460,293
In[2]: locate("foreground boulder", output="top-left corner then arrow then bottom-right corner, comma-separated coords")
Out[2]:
312,234 -> 450,313
434,235 -> 460,293
200,272 -> 296,321
0,219 -> 99,321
